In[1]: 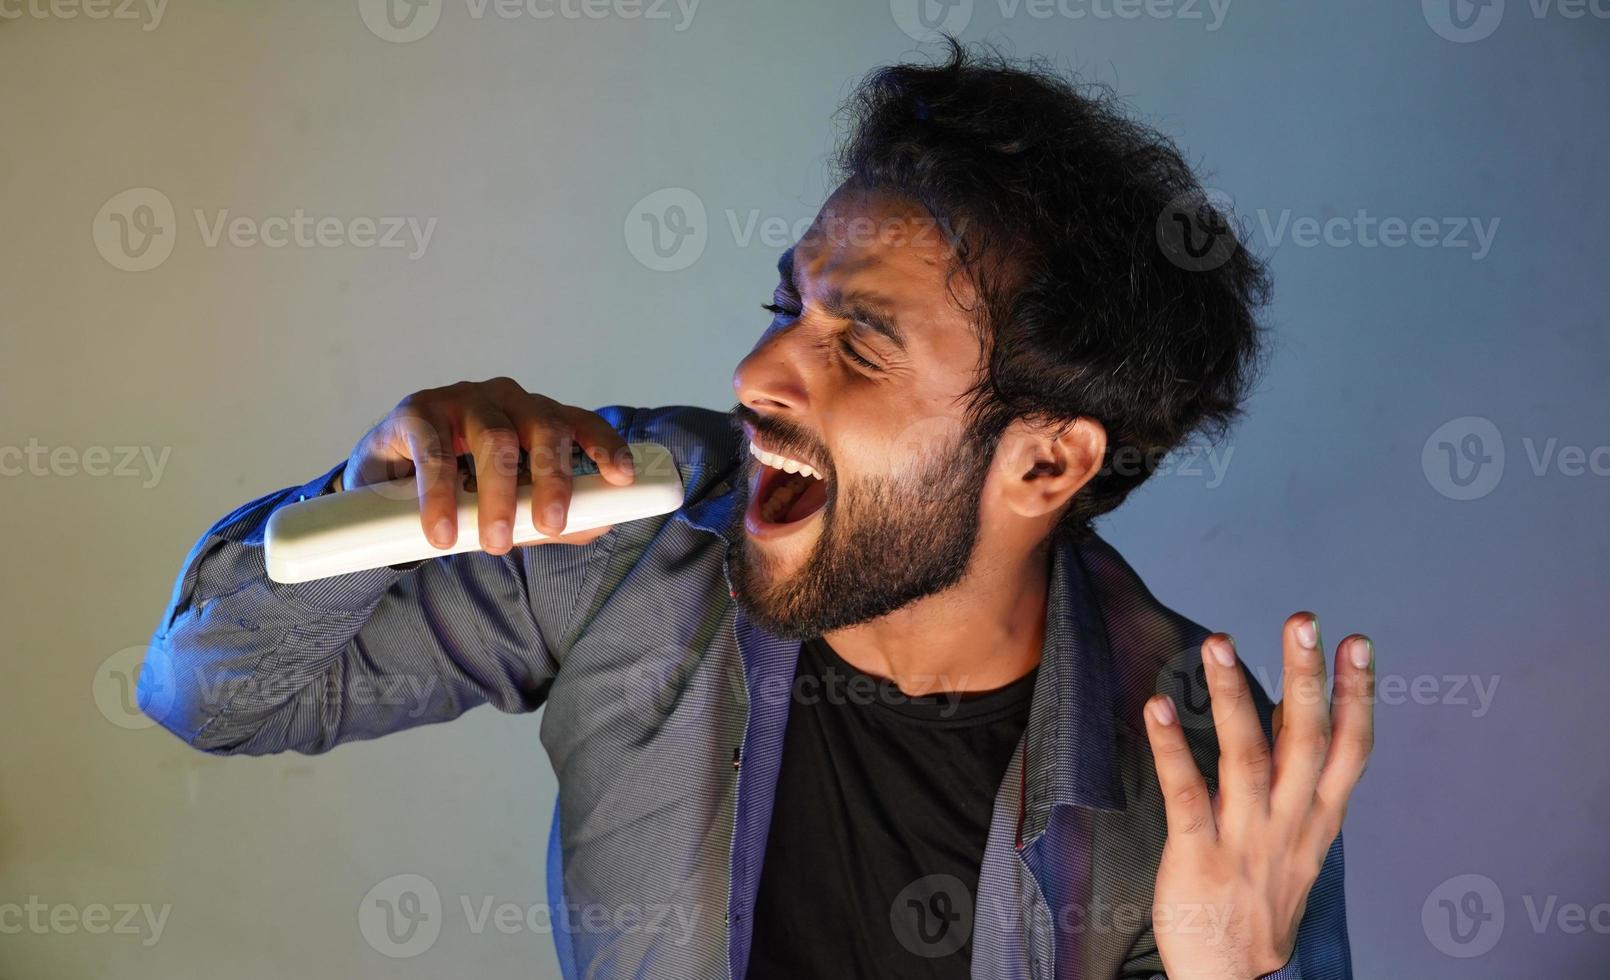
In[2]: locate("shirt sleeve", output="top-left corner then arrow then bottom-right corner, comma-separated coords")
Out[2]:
138,406 -> 641,756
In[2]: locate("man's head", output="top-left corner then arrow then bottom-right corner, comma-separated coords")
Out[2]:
725,40 -> 1268,640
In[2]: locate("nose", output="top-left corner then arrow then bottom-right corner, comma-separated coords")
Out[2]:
732,328 -> 808,418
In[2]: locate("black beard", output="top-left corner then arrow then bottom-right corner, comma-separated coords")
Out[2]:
723,427 -> 995,640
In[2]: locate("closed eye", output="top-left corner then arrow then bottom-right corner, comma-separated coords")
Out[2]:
761,302 -> 884,373
836,336 -> 882,372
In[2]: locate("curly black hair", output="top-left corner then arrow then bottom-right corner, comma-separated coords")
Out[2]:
835,37 -> 1269,541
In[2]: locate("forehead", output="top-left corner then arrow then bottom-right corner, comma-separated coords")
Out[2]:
788,184 -> 979,314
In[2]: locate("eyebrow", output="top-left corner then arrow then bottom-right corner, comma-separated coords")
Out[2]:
775,246 -> 909,354
819,287 -> 908,353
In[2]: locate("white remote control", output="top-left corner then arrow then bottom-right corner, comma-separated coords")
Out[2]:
264,441 -> 683,584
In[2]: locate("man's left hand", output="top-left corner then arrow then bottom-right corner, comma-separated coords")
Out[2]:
1143,614 -> 1375,979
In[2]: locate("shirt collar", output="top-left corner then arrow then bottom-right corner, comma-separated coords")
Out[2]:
675,473 -> 744,544
1017,531 -> 1126,838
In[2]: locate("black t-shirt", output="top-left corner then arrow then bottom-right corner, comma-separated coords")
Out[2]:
746,635 -> 1037,979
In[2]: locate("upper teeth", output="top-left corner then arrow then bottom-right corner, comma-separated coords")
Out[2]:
749,440 -> 824,480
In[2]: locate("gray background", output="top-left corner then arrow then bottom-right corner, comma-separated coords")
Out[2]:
2,0 -> 1606,977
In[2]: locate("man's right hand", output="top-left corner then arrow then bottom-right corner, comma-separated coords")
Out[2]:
341,377 -> 637,554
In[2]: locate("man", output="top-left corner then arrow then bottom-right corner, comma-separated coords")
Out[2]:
142,41 -> 1370,979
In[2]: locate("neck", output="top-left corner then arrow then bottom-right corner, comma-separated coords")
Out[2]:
822,535 -> 1052,697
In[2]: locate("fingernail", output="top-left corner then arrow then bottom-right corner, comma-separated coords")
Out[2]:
489,519 -> 511,549
544,504 -> 565,531
1296,616 -> 1319,650
1349,636 -> 1373,670
431,518 -> 454,547
1149,696 -> 1177,726
1211,636 -> 1237,668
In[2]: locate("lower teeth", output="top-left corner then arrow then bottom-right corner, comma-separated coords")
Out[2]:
761,476 -> 807,523
762,492 -> 798,522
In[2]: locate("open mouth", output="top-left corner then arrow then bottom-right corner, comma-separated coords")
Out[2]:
746,438 -> 830,532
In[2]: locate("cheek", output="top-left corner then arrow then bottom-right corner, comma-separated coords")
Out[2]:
880,411 -> 974,482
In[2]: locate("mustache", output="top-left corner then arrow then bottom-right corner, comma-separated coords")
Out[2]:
727,403 -> 833,480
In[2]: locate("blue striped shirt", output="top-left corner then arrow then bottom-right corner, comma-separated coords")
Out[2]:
141,403 -> 1350,979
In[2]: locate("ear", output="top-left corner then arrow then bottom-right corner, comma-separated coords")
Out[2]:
992,415 -> 1107,521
